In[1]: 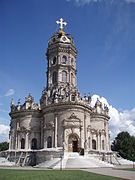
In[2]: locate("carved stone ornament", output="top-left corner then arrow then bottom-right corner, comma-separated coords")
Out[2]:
63,113 -> 82,129
44,122 -> 54,130
90,128 -> 98,135
68,113 -> 78,120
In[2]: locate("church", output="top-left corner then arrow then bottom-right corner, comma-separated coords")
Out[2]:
8,18 -> 111,166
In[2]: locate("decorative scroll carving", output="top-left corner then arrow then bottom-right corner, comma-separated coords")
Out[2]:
44,122 -> 54,130
10,94 -> 40,112
63,113 -> 82,129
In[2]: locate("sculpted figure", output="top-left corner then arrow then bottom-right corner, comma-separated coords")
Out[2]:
10,98 -> 16,112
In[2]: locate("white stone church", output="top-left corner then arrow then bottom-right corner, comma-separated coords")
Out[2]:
7,19 -> 113,167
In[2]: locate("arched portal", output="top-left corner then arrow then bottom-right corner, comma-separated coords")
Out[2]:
21,138 -> 25,149
102,140 -> 105,150
92,139 -> 96,150
47,136 -> 52,148
52,71 -> 57,84
31,138 -> 37,150
68,134 -> 79,152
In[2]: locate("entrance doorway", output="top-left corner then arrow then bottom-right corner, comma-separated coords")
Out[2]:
68,134 -> 79,152
31,138 -> 37,150
72,140 -> 78,152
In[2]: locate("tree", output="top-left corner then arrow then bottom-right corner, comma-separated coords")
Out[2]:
0,142 -> 9,151
112,131 -> 135,161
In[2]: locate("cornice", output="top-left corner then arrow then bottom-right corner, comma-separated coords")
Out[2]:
9,109 -> 42,119
91,113 -> 110,121
41,101 -> 92,114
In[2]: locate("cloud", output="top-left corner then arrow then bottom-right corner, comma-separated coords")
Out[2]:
4,89 -> 15,97
91,95 -> 135,140
0,124 -> 10,142
66,0 -> 135,5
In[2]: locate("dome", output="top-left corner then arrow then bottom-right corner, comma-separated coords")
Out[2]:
48,18 -> 75,47
48,31 -> 75,46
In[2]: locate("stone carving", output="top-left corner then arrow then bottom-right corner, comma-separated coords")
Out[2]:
44,122 -> 54,130
41,83 -> 82,105
63,113 -> 82,129
10,98 -> 16,112
104,104 -> 109,115
68,113 -> 77,119
10,94 -> 40,112
92,98 -> 109,115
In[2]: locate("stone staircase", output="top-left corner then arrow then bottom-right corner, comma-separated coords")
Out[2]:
16,152 -> 27,166
0,157 -> 15,166
36,152 -> 114,169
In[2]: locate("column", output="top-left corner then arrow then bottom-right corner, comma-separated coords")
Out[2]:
28,132 -> 30,149
80,126 -> 82,148
17,134 -> 20,149
57,69 -> 60,83
9,132 -> 11,150
81,128 -> 84,148
15,132 -> 18,150
68,66 -> 70,84
25,131 -> 29,149
84,113 -> 87,150
97,133 -> 101,151
44,131 -> 47,148
106,128 -> 109,151
54,115 -> 58,148
41,120 -> 44,149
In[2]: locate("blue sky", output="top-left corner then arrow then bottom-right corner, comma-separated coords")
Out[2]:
0,0 -> 135,141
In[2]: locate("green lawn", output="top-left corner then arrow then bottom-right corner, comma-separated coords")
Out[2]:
0,169 -> 121,180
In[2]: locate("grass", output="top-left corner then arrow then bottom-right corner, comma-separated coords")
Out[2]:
0,169 -> 121,180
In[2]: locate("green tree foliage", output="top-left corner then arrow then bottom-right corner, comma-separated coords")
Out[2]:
112,131 -> 135,161
0,141 -> 9,151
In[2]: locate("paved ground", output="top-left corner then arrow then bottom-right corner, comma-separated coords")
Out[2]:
82,167 -> 135,180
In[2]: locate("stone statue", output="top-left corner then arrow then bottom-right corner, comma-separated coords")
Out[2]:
17,99 -> 21,111
10,98 -> 16,112
104,104 -> 109,115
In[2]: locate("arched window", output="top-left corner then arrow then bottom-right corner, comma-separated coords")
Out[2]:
71,73 -> 74,85
88,137 -> 91,149
21,138 -> 25,149
52,56 -> 56,65
52,71 -> 57,84
62,71 -> 67,82
102,140 -> 105,150
71,58 -> 74,66
71,95 -> 75,101
92,139 -> 96,150
47,136 -> 52,148
31,138 -> 37,150
62,55 -> 67,64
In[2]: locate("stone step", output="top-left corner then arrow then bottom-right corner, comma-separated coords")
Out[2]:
66,152 -> 80,158
36,155 -> 114,169
36,158 -> 61,168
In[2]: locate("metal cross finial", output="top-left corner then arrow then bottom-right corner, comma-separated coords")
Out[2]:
56,18 -> 67,31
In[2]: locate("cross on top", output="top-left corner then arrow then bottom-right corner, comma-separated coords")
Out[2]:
56,18 -> 67,31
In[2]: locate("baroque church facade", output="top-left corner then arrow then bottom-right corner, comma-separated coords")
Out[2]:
9,19 -> 111,165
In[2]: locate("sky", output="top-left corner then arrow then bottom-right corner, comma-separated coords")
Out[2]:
0,0 -> 135,142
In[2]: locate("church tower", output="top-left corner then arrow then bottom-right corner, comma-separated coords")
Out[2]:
46,18 -> 77,89
41,18 -> 79,106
